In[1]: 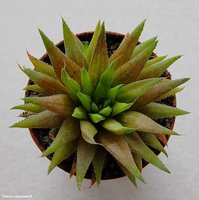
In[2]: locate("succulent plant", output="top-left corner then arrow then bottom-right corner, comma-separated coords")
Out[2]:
11,19 -> 189,189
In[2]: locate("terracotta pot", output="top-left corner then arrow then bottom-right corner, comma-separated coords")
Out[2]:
27,31 -> 176,180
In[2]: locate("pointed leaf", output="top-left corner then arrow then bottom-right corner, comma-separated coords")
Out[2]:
11,103 -> 44,113
94,64 -> 114,100
86,21 -> 101,63
23,94 -> 75,117
62,19 -> 88,68
101,119 -> 136,135
119,111 -> 178,135
42,118 -> 80,157
117,78 -> 162,103
27,52 -> 56,77
109,20 -> 145,69
39,29 -> 81,82
156,134 -> 168,146
24,84 -> 48,95
70,156 -> 77,178
133,78 -> 189,107
20,66 -> 67,95
118,33 -> 129,47
72,33 -> 84,50
156,87 -> 184,101
80,120 -> 98,144
61,69 -> 80,102
125,132 -> 170,173
112,101 -> 133,116
137,56 -> 181,80
72,106 -> 87,120
137,102 -> 189,119
118,162 -> 137,187
133,154 -> 143,172
98,106 -> 112,117
97,131 -> 144,182
131,36 -> 157,58
144,55 -> 168,68
81,68 -> 94,95
91,102 -> 99,112
89,113 -> 105,123
92,147 -> 107,185
107,84 -> 123,103
11,110 -> 64,128
77,92 -> 91,112
89,22 -> 108,85
113,41 -> 157,84
48,141 -> 77,174
82,42 -> 89,56
139,132 -> 167,156
76,139 -> 97,190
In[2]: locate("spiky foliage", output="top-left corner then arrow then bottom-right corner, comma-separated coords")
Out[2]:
11,19 -> 189,189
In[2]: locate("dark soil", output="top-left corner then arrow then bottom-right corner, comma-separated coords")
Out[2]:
27,32 -> 176,180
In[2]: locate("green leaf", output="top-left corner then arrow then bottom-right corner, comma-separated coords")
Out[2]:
113,40 -> 157,84
77,92 -> 91,112
39,29 -> 81,82
23,94 -> 75,117
48,141 -> 77,174
62,19 -> 88,68
20,66 -> 67,95
103,100 -> 111,108
94,64 -> 114,101
133,78 -> 190,108
118,33 -> 129,47
133,154 -> 143,172
112,101 -> 133,116
82,42 -> 89,56
72,106 -> 87,120
80,120 -> 98,144
27,52 -> 56,78
89,113 -> 105,123
92,147 -> 107,185
144,55 -> 168,68
89,22 -> 108,85
86,21 -> 101,63
117,78 -> 162,103
73,33 -> 84,49
117,162 -> 137,187
91,102 -> 99,112
11,110 -> 64,128
97,131 -> 144,182
101,119 -> 136,135
131,36 -> 157,58
139,132 -> 167,156
109,20 -> 145,69
76,139 -> 97,190
42,118 -> 80,157
61,69 -> 80,102
125,132 -> 170,173
137,102 -> 189,119
11,103 -> 44,113
118,111 -> 178,135
156,87 -> 184,101
107,84 -> 123,103
24,84 -> 48,95
98,106 -> 112,117
137,56 -> 181,80
81,68 -> 93,95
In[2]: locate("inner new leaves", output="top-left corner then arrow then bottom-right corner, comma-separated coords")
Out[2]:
68,63 -> 132,125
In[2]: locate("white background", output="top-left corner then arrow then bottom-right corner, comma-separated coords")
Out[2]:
0,0 -> 198,200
